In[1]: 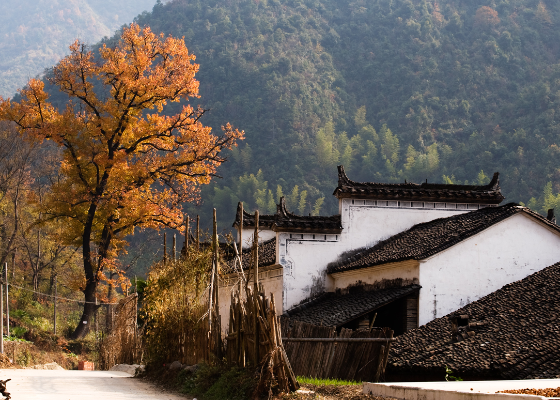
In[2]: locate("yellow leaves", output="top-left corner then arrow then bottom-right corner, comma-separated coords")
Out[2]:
99,24 -> 199,113
0,23 -> 243,283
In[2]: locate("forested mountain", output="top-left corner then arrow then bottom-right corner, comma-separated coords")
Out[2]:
44,0 -> 560,228
0,0 -> 164,98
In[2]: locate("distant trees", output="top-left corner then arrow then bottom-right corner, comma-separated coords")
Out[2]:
474,6 -> 500,29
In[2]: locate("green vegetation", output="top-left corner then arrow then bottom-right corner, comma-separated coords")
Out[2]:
178,364 -> 257,400
445,366 -> 463,382
296,376 -> 360,386
4,0 -> 560,273
93,0 -> 560,231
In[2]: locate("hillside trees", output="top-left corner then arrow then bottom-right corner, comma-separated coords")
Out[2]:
0,123 -> 81,302
0,24 -> 243,338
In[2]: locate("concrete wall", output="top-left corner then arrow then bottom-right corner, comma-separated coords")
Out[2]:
363,380 -> 553,400
418,213 -> 560,326
218,266 -> 283,333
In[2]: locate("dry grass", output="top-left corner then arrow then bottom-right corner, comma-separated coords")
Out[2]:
142,246 -> 213,365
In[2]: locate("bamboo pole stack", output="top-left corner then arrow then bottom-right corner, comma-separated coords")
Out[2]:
227,284 -> 299,394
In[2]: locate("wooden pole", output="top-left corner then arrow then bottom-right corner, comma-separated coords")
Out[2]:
173,234 -> 177,262
1,279 -> 4,353
54,275 -> 57,335
4,263 -> 7,336
213,208 -> 222,359
238,202 -> 243,267
253,210 -> 259,365
163,232 -> 167,264
254,211 -> 259,286
196,215 -> 200,251
184,215 -> 190,253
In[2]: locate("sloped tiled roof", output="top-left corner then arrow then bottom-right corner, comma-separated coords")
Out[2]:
232,202 -> 276,230
328,203 -> 560,274
333,165 -> 504,204
222,238 -> 277,274
388,262 -> 560,380
231,198 -> 342,234
272,197 -> 342,233
283,284 -> 421,327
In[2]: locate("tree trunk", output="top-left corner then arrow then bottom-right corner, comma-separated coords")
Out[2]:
105,272 -> 117,332
71,279 -> 98,339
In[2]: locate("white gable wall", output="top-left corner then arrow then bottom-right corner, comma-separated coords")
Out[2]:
279,233 -> 343,310
418,213 -> 560,326
237,228 -> 276,248
279,200 -> 486,311
340,199 -> 474,250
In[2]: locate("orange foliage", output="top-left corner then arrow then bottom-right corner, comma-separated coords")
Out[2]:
474,6 -> 500,28
0,24 -> 243,335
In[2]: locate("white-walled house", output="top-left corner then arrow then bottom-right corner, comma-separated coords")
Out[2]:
220,166 -> 560,335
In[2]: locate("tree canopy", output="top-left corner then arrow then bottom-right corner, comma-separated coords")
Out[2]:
0,23 -> 243,338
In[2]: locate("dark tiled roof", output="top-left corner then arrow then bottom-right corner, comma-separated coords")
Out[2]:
389,262 -> 560,380
272,197 -> 342,233
231,198 -> 342,234
222,238 -> 276,274
333,165 -> 504,204
328,203 -> 560,274
283,285 -> 421,327
232,202 -> 276,229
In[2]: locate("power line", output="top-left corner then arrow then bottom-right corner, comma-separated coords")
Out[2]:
8,283 -> 120,305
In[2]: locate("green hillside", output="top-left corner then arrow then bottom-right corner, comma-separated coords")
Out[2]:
47,0 -> 560,227
0,0 -> 162,98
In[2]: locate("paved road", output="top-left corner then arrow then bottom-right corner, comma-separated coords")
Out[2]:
0,369 -> 191,400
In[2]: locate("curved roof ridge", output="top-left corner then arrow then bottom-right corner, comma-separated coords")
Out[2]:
334,165 -> 504,204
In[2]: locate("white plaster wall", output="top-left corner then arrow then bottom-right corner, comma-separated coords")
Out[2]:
339,199 -> 473,250
218,267 -> 283,333
279,233 -> 344,310
279,201 -> 482,312
418,213 -> 560,326
235,228 -> 276,248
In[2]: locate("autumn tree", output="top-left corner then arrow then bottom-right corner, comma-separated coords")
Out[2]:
474,6 -> 500,29
0,24 -> 243,338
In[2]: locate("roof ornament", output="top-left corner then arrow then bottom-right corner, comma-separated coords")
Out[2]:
337,165 -> 351,187
488,172 -> 500,190
277,196 -> 289,218
547,209 -> 556,224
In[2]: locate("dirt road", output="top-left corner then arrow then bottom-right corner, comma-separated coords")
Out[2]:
0,369 -> 191,400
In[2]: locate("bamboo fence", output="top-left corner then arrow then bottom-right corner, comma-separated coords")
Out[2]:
280,319 -> 394,382
99,294 -> 142,370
